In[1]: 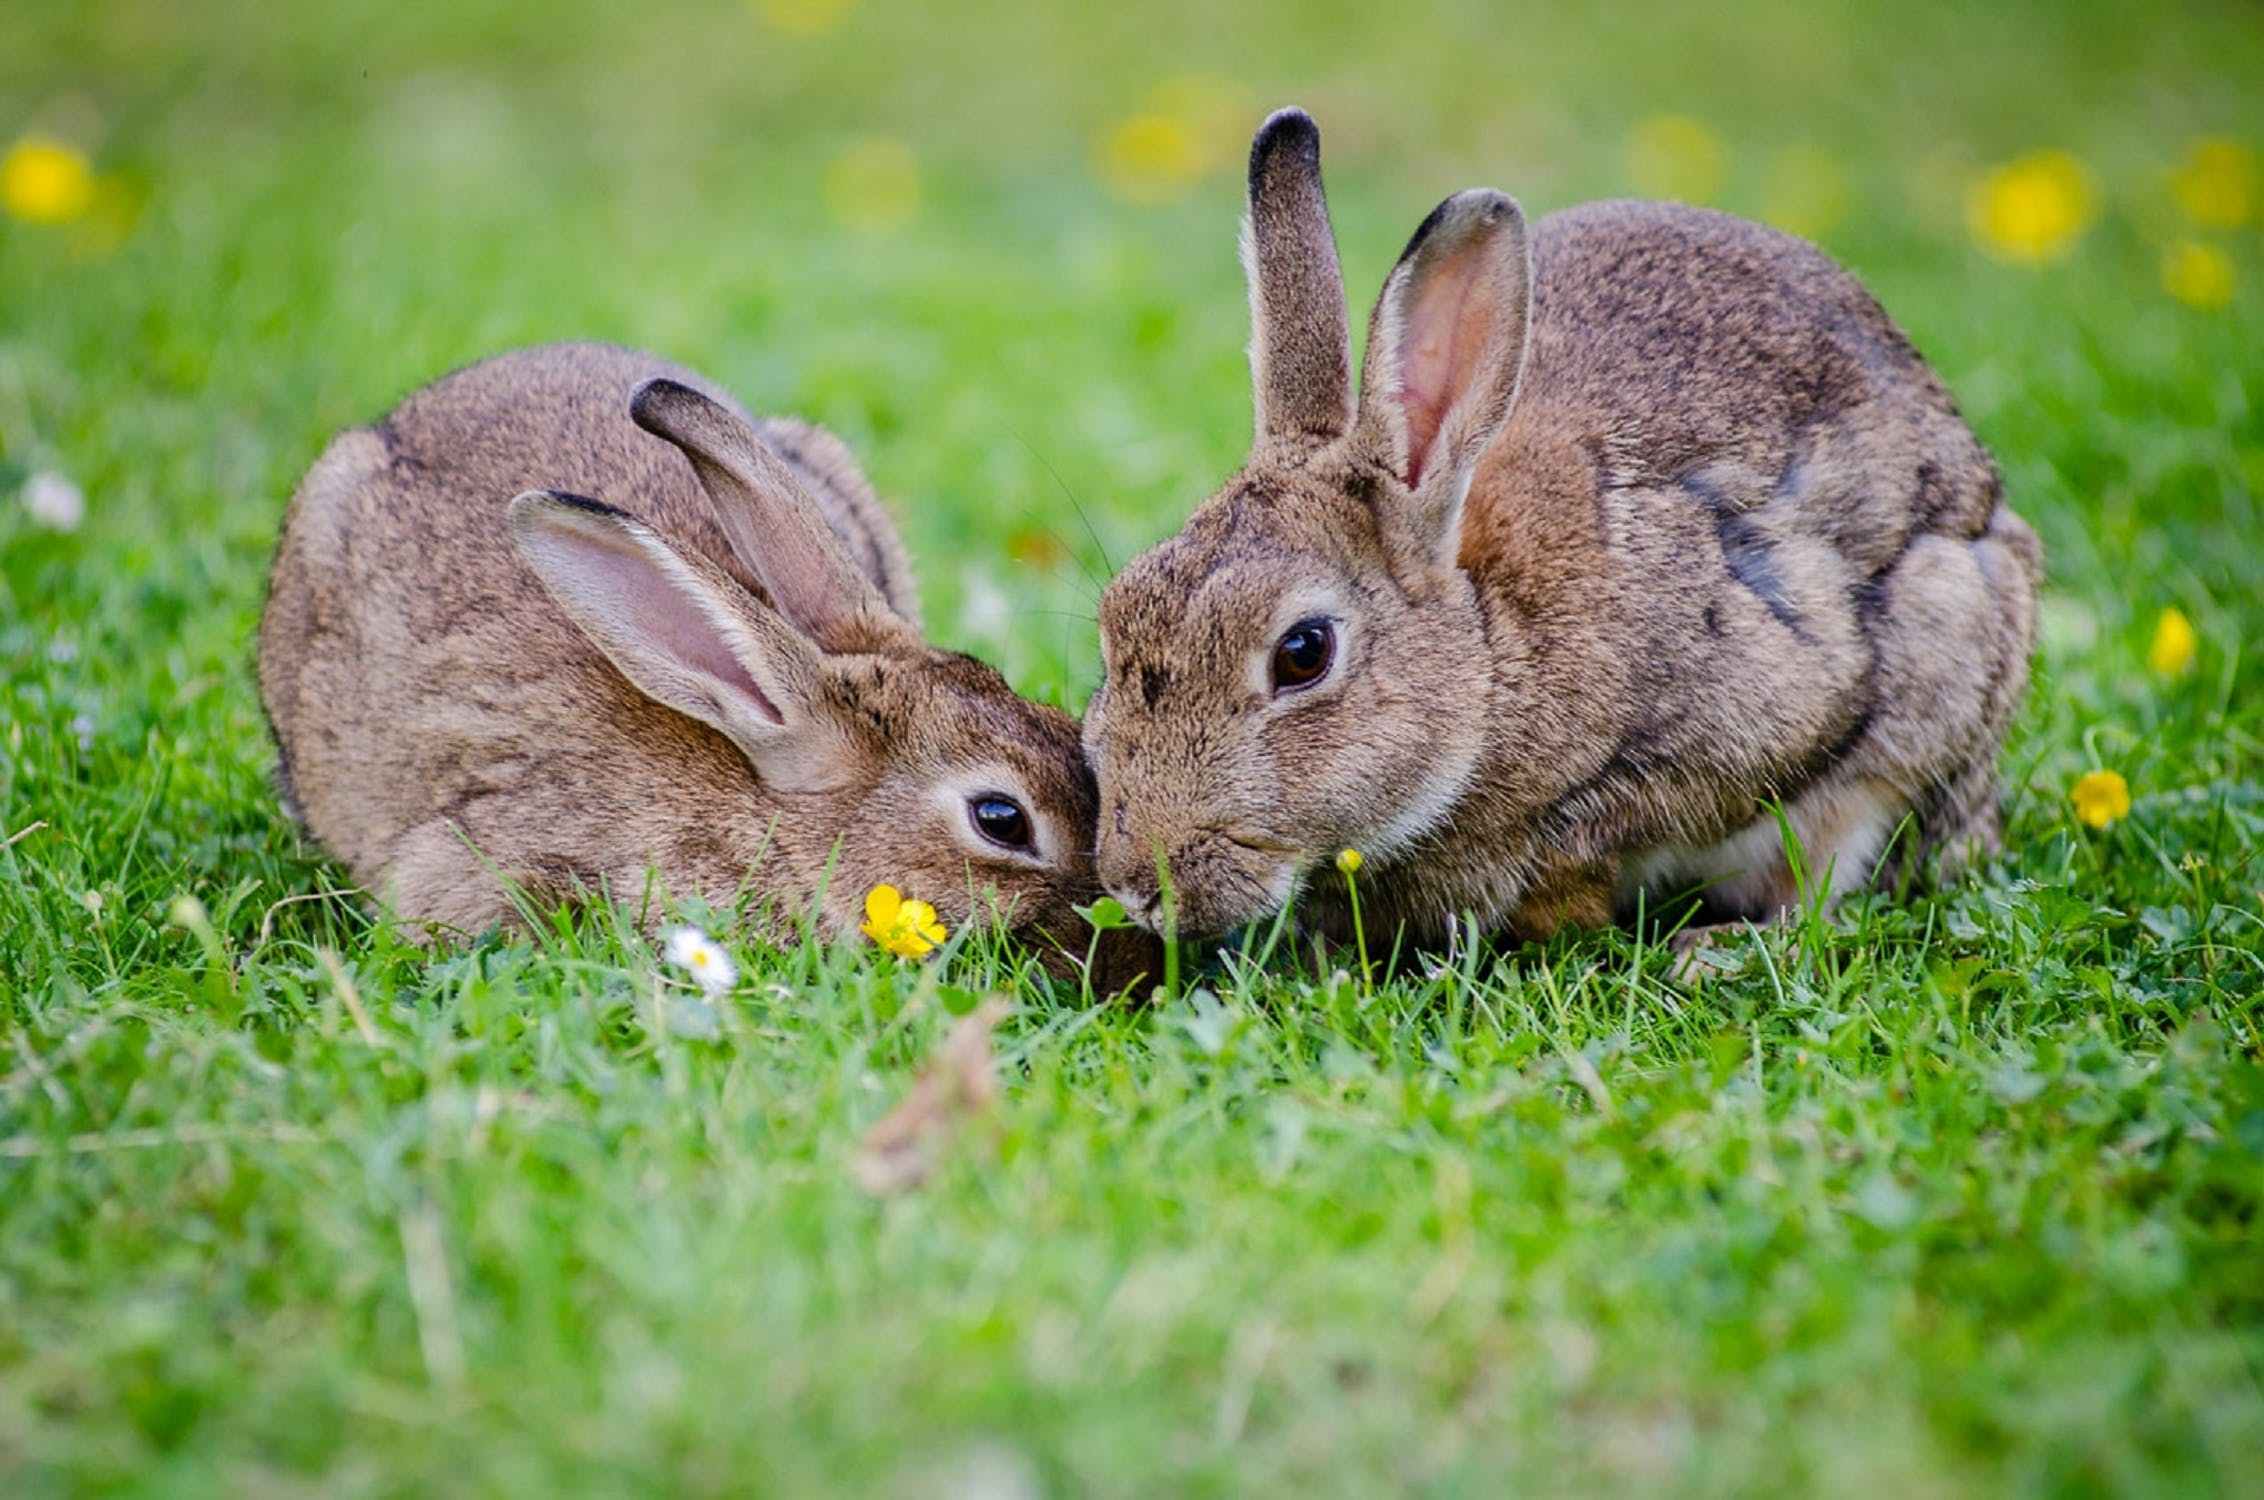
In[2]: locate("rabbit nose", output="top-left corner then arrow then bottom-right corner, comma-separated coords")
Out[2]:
1097,836 -> 1163,925
1103,868 -> 1163,925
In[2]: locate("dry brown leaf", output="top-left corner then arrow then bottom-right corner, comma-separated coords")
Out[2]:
852,998 -> 1010,1196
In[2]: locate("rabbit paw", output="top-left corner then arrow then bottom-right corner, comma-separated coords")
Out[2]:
1667,923 -> 1765,986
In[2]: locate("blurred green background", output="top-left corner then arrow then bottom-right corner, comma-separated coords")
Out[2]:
4,1 -> 2262,1495
6,0 -> 2261,705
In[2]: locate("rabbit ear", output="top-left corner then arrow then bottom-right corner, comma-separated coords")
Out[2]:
1356,190 -> 1534,561
509,491 -> 845,792
1244,108 -> 1355,447
629,379 -> 909,649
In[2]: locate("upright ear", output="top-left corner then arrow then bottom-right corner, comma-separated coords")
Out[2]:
1244,108 -> 1354,447
508,491 -> 846,792
756,416 -> 924,631
629,380 -> 910,651
1355,190 -> 1534,562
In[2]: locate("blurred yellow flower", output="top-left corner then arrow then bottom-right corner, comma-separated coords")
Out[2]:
2147,606 -> 2198,678
752,0 -> 853,36
1006,526 -> 1068,569
1093,76 -> 1243,206
824,137 -> 919,234
2070,769 -> 2131,830
1761,144 -> 1849,240
1098,113 -> 1204,204
2161,239 -> 2234,310
2169,137 -> 2255,229
863,884 -> 947,960
2,135 -> 95,224
1146,74 -> 1243,159
1627,115 -> 1726,205
1335,847 -> 1363,876
1967,150 -> 2097,265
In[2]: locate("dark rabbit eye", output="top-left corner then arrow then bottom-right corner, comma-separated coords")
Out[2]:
1271,618 -> 1335,691
969,795 -> 1033,851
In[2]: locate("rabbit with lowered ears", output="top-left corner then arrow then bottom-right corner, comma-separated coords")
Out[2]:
261,341 -> 1154,984
1084,110 -> 2039,956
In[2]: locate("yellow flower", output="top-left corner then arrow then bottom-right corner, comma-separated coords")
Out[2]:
1098,113 -> 1204,204
2169,137 -> 2255,230
1335,847 -> 1364,876
1761,145 -> 1850,240
1094,76 -> 1242,206
1627,115 -> 1727,205
2070,770 -> 2132,830
2148,607 -> 2199,678
1967,150 -> 2097,265
2161,239 -> 2235,310
752,0 -> 853,35
824,137 -> 919,234
863,884 -> 947,959
1006,526 -> 1069,569
1146,74 -> 1243,156
2,135 -> 95,224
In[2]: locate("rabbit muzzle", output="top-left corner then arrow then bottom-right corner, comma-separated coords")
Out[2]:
1097,820 -> 1304,938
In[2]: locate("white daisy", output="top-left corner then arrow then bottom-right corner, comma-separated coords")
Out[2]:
958,567 -> 1012,646
23,470 -> 85,532
663,925 -> 737,996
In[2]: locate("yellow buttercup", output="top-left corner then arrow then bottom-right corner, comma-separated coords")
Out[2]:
2070,770 -> 2131,830
2,136 -> 95,224
863,884 -> 948,959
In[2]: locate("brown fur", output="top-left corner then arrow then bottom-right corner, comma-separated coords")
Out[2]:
1086,111 -> 2041,946
260,341 -> 1146,981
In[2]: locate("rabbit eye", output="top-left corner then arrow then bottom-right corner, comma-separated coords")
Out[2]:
1271,617 -> 1335,692
968,795 -> 1034,852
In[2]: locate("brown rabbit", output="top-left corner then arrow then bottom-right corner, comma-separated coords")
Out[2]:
1085,111 -> 2040,954
260,342 -> 1132,975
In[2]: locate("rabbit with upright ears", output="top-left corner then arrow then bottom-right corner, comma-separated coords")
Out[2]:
261,342 -> 1147,981
1084,110 -> 2039,952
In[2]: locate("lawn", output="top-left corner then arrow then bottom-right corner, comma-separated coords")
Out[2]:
4,0 -> 2263,1493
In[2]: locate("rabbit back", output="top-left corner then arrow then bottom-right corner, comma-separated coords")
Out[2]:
1480,203 -> 2038,903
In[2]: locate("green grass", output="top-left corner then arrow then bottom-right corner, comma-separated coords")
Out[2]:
4,0 -> 2263,1493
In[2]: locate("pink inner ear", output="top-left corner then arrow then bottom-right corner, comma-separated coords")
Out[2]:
573,537 -> 784,726
647,590 -> 784,726
1393,238 -> 1494,489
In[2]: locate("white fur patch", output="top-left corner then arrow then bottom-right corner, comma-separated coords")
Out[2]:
1618,777 -> 1906,917
1366,736 -> 1485,863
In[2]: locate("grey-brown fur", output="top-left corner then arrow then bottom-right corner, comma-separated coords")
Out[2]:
754,414 -> 922,629
1086,110 -> 2040,948
260,341 -> 1140,977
